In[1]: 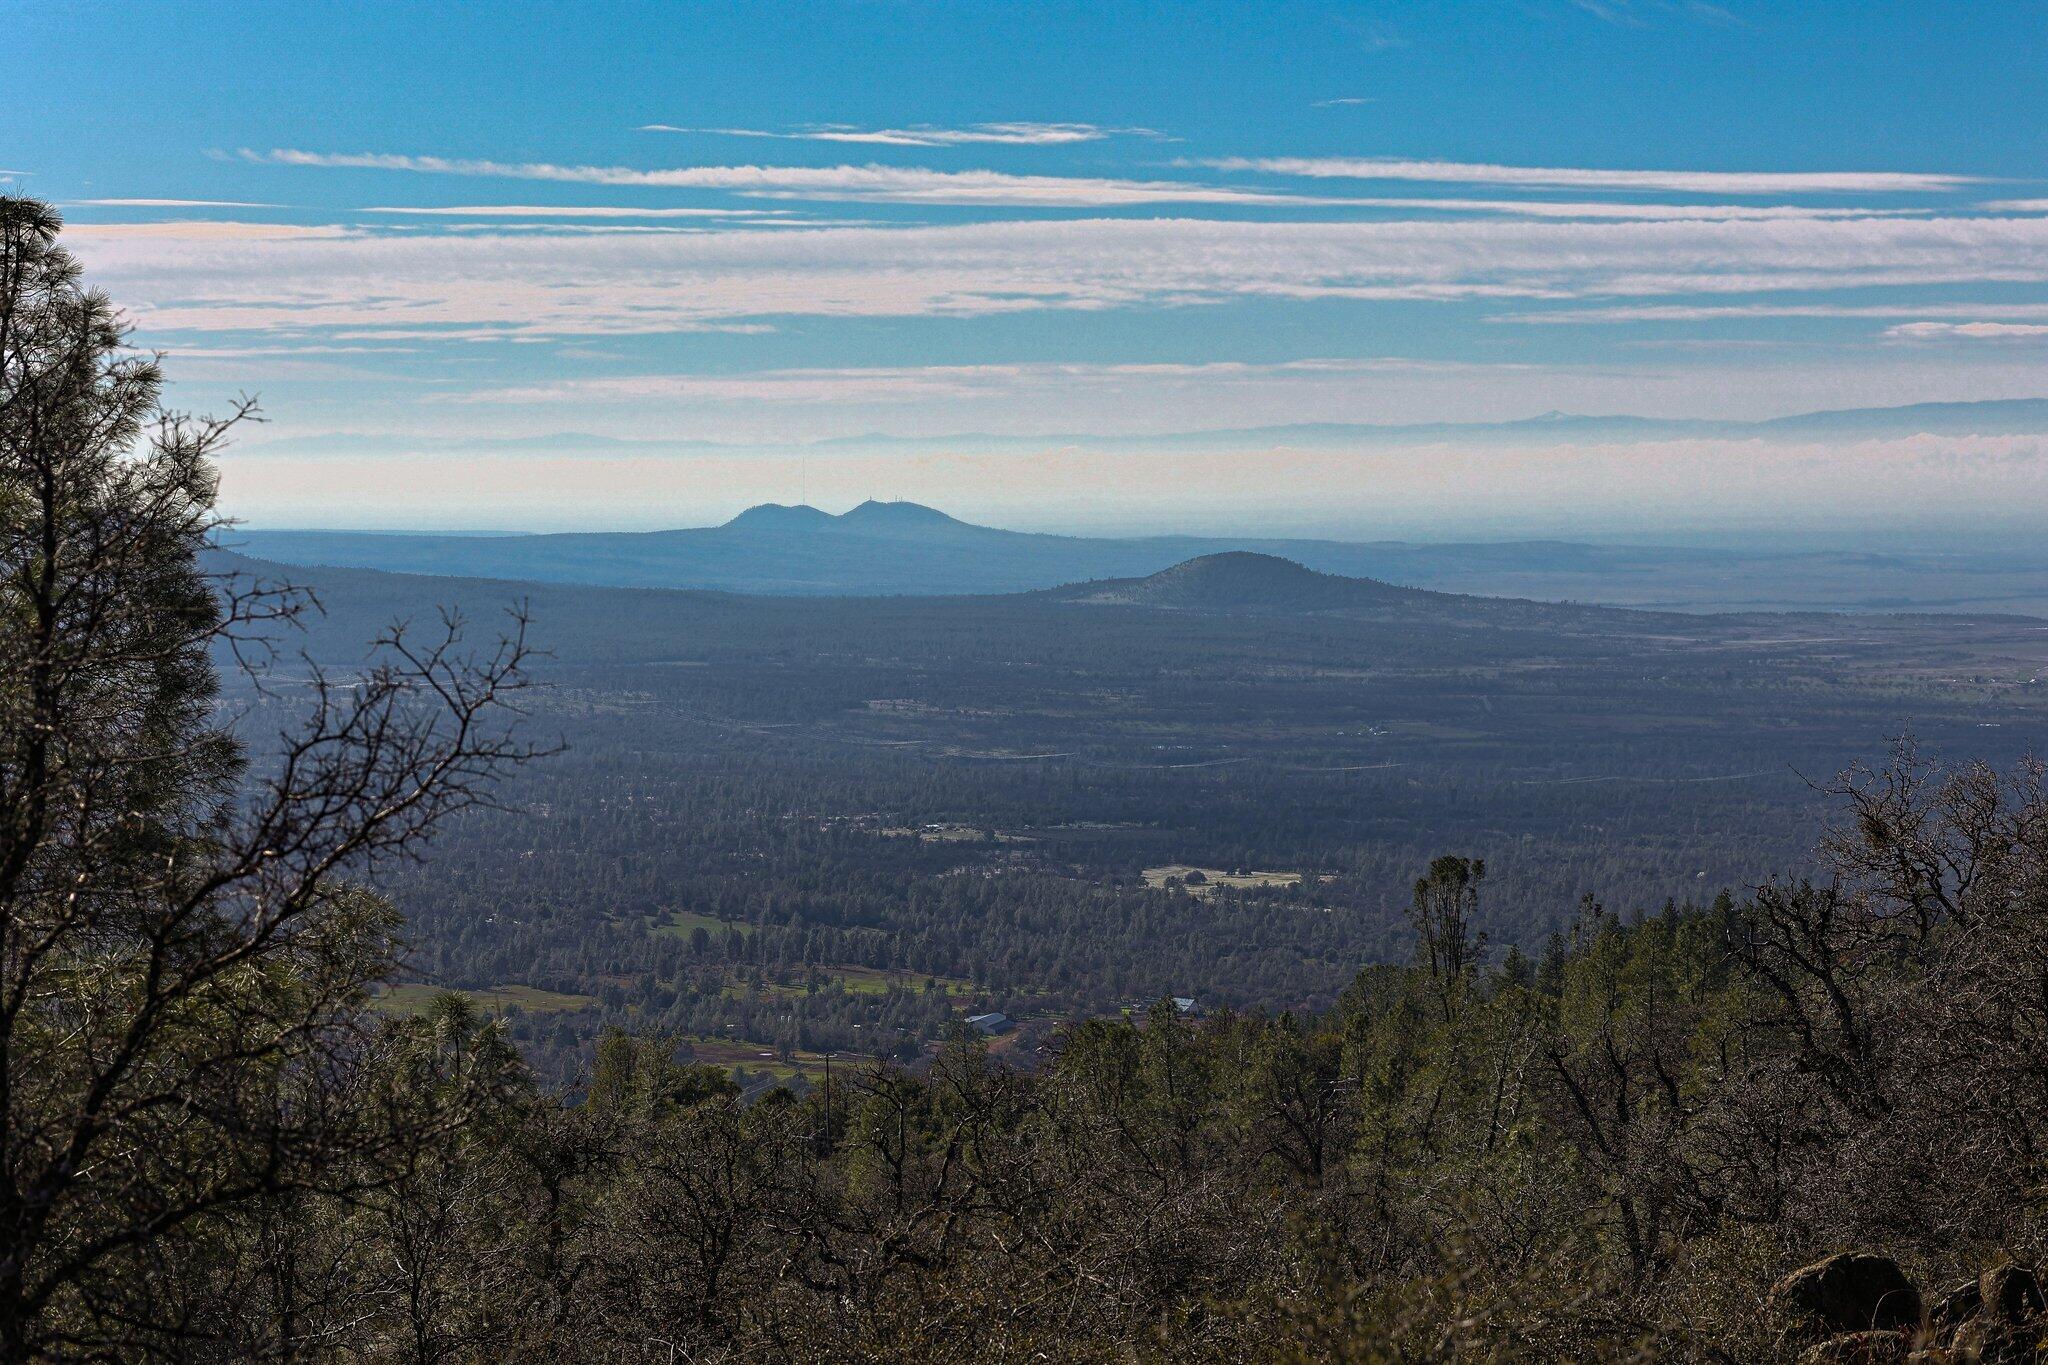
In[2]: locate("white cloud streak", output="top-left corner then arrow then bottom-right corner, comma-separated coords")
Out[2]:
241,148 -> 1322,206
638,121 -> 1155,146
66,213 -> 2048,340
1322,198 -> 1927,220
1885,321 -> 2048,341
1497,302 -> 2048,324
1198,157 -> 1978,194
360,204 -> 793,218
61,221 -> 356,242
456,357 -> 1514,405
71,198 -> 283,208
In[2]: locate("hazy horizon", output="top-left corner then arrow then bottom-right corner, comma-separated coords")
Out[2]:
220,493 -> 2048,562
215,402 -> 2048,549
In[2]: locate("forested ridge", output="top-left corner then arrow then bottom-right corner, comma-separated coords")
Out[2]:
11,193 -> 2048,1361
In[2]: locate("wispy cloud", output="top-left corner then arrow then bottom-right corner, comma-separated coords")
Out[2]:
317,321 -> 777,342
241,148 -> 1340,206
1570,1 -> 1646,26
1335,18 -> 1406,51
71,197 -> 283,208
1983,199 -> 2048,213
1885,321 -> 2048,341
67,213 -> 2048,342
1569,0 -> 1746,27
1685,3 -> 1746,25
1198,157 -> 1976,194
456,357 -> 1513,405
1312,98 -> 1373,108
61,221 -> 355,241
360,204 -> 793,218
1496,302 -> 2048,324
241,147 -> 1984,210
147,343 -> 423,356
638,121 -> 1159,146
1317,198 -> 1926,220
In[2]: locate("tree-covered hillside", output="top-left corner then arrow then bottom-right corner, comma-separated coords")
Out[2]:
203,542 -> 2048,1086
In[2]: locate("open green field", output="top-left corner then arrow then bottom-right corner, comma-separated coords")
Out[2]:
680,1035 -> 839,1081
651,909 -> 738,939
1144,864 -> 1309,899
720,964 -> 976,1000
373,983 -> 597,1018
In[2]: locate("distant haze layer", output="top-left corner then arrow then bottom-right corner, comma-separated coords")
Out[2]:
216,399 -> 2048,540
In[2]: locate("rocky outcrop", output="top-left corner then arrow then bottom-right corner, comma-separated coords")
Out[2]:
1778,1256 -> 2048,1364
1773,1254 -> 1923,1337
1948,1265 -> 2047,1364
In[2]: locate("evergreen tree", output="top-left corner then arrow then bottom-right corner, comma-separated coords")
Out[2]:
0,195 -> 538,1357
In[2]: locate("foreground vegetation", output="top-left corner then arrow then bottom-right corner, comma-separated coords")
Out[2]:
19,778 -> 2048,1361
10,194 -> 2048,1359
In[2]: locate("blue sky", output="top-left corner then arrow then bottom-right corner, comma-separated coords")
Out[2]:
6,1 -> 2048,532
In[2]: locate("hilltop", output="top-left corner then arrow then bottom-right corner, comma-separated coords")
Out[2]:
1050,552 -> 1421,613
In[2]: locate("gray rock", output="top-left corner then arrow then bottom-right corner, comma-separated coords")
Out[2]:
1772,1253 -> 1923,1336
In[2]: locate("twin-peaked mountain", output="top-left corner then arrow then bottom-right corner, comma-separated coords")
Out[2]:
235,499 -> 1574,599
724,500 -> 973,536
233,499 -> 1184,597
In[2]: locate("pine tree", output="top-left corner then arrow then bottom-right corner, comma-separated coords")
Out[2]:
0,195 -> 538,1356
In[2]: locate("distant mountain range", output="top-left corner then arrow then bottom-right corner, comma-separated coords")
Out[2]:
243,397 -> 2048,461
808,397 -> 2048,451
223,395 -> 2048,613
224,499 -> 1745,600
225,494 -> 2048,616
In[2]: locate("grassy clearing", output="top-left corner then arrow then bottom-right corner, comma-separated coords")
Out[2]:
720,965 -> 976,1000
829,964 -> 975,995
680,1035 -> 838,1081
651,909 -> 739,939
373,983 -> 596,1018
1143,865 -> 1315,899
